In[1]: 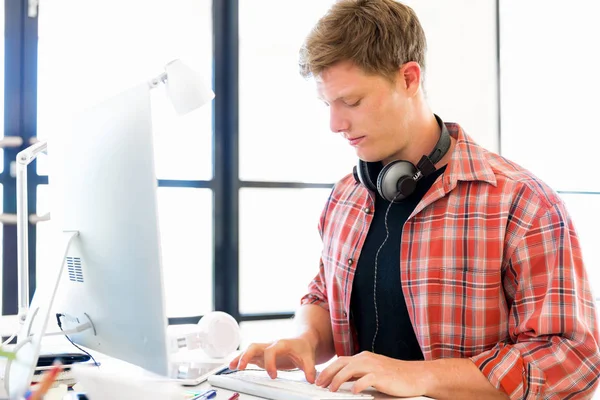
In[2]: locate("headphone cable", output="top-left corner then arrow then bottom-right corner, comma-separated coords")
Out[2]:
371,191 -> 402,353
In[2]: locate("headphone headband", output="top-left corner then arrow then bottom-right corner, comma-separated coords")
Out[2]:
427,114 -> 451,165
353,114 -> 451,202
414,114 -> 451,179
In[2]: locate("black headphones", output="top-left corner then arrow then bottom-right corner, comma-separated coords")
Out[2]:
352,114 -> 451,203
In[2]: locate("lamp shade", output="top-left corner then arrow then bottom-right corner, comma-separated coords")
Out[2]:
164,59 -> 214,115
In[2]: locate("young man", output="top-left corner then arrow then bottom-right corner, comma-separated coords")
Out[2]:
230,1 -> 600,399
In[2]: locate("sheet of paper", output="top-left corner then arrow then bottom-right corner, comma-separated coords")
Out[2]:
71,364 -> 181,400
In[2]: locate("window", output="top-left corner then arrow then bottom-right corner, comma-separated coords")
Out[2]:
238,0 -> 352,184
236,0 -> 345,342
237,0 -> 500,344
36,0 -> 214,318
239,188 -> 330,315
2,0 -> 37,317
239,319 -> 296,350
157,188 -> 213,317
500,0 -> 600,298
402,0 -> 499,150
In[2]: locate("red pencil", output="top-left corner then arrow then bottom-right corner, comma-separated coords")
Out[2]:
28,361 -> 63,400
228,393 -> 240,400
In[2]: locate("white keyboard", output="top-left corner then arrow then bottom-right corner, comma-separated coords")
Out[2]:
208,370 -> 374,400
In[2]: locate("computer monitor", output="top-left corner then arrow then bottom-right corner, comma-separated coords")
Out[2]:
52,81 -> 171,375
6,82 -> 169,399
4,61 -> 216,399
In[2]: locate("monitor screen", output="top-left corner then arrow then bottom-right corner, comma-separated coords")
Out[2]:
50,82 -> 170,377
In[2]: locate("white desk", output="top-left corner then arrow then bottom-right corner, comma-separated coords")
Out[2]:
0,339 -> 429,400
79,357 -> 428,400
76,356 -> 417,400
0,364 -> 430,399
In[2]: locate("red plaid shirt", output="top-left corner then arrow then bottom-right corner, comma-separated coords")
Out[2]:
301,122 -> 600,399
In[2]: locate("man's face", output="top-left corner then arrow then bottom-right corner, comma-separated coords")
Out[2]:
316,61 -> 413,164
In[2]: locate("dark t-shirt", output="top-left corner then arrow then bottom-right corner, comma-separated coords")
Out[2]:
350,164 -> 446,360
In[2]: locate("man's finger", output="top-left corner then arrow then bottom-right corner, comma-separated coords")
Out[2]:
303,366 -> 317,384
235,343 -> 267,370
352,373 -> 376,394
263,341 -> 288,379
289,353 -> 317,384
329,363 -> 358,392
228,352 -> 245,369
315,356 -> 350,387
228,355 -> 240,369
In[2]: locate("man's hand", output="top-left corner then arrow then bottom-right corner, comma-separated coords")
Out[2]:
229,337 -> 318,383
315,351 -> 428,397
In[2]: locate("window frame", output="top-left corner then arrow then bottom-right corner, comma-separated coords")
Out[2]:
2,0 -> 41,315
497,0 -> 600,301
5,0 -> 593,330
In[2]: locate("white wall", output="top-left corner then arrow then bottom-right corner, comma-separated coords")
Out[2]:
405,0 -> 499,152
499,0 -> 600,298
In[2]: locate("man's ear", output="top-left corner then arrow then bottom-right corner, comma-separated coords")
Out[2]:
396,61 -> 422,97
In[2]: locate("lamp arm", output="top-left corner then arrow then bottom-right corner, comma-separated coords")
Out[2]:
147,72 -> 167,89
16,140 -> 48,323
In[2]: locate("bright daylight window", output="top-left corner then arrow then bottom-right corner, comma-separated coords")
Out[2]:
237,0 -> 348,341
237,0 -> 500,343
35,0 -> 214,318
500,0 -> 600,299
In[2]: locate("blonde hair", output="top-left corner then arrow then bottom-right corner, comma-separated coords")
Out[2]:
299,0 -> 427,82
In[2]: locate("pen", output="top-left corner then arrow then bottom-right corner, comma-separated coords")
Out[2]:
214,366 -> 232,375
228,392 -> 240,400
189,389 -> 217,400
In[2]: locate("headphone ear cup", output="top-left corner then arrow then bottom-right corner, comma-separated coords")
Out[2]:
377,160 -> 417,202
356,160 -> 378,192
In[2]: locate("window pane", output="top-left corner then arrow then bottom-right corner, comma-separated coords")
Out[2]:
239,319 -> 295,350
37,0 -> 213,180
500,1 -> 600,192
36,186 -> 213,317
238,0 -> 356,183
157,187 -> 213,317
239,188 -> 330,314
402,0 -> 499,151
560,194 -> 600,299
239,320 -> 339,368
35,149 -> 49,176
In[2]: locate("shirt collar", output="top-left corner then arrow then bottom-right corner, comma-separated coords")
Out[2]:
443,122 -> 497,189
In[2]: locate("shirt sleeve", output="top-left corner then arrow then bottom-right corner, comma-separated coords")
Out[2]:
470,201 -> 600,399
300,259 -> 330,311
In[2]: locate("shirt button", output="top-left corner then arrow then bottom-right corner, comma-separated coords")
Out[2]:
347,258 -> 354,266
343,311 -> 348,318
364,207 -> 371,214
